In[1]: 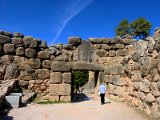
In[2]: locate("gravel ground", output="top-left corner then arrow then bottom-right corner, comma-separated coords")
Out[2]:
0,95 -> 149,120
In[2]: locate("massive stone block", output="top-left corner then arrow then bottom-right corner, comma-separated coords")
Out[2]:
3,44 -> 15,55
50,72 -> 62,84
49,84 -> 71,96
68,37 -> 81,46
12,37 -> 23,47
38,50 -> 50,60
25,48 -> 37,58
116,49 -> 127,56
28,58 -> 41,69
36,69 -> 50,79
51,61 -> 72,72
73,61 -> 104,71
4,64 -> 20,80
23,36 -> 38,48
105,64 -> 123,75
0,35 -> 12,45
16,47 -> 24,56
42,60 -> 51,69
76,40 -> 94,62
62,73 -> 71,83
113,44 -> 125,49
109,50 -> 116,57
60,96 -> 71,102
88,38 -> 111,44
132,71 -> 142,81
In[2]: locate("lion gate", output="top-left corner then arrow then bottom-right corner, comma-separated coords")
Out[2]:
1,30 -> 160,119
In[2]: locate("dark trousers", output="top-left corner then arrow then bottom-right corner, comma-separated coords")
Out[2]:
100,94 -> 105,104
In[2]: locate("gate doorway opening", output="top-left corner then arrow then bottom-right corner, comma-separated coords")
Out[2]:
71,71 -> 101,102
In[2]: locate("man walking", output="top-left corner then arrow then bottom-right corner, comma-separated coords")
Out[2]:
99,83 -> 106,105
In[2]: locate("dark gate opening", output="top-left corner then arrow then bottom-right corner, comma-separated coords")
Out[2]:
71,71 -> 99,102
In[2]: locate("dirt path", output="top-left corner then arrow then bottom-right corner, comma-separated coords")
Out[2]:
1,95 -> 149,120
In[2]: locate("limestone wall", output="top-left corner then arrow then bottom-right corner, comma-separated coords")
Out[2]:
1,28 -> 160,118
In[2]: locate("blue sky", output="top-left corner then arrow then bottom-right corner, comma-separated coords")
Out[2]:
0,0 -> 160,45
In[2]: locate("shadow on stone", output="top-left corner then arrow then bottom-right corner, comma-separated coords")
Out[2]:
72,93 -> 90,103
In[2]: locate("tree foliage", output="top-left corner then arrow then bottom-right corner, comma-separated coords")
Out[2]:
73,71 -> 89,87
130,17 -> 152,39
115,19 -> 130,37
115,17 -> 152,39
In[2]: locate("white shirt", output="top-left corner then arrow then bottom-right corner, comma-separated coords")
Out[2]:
99,84 -> 106,94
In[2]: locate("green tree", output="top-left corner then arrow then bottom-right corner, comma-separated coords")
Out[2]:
130,17 -> 152,39
115,19 -> 130,37
73,71 -> 89,87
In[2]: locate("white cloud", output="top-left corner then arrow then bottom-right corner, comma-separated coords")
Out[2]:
52,0 -> 94,43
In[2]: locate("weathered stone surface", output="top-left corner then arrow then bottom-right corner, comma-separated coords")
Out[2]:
138,91 -> 145,100
108,84 -> 126,97
68,37 -> 81,46
132,71 -> 142,81
109,50 -> 116,57
49,46 -> 60,56
18,67 -> 36,81
113,44 -> 125,49
0,64 -> 6,79
54,54 -> 70,62
23,36 -> 37,48
154,27 -> 160,37
157,81 -> 160,90
3,44 -> 15,55
49,96 -> 59,101
0,55 -> 14,65
50,72 -> 62,84
0,45 -> 3,56
0,31 -> 12,37
38,50 -> 49,60
4,64 -> 20,80
157,62 -> 160,73
16,47 -> 24,56
122,38 -> 132,45
101,44 -> 111,50
104,75 -> 112,83
60,96 -> 71,102
151,102 -> 160,119
49,84 -> 71,95
39,41 -> 47,48
28,58 -> 41,69
62,44 -> 73,50
62,73 -> 71,83
105,64 -> 123,75
12,37 -> 23,47
116,49 -> 127,56
36,69 -> 50,79
42,60 -> 51,69
145,93 -> 156,103
95,49 -> 106,57
51,62 -> 72,72
111,75 -> 121,85
89,38 -> 111,44
18,80 -> 29,88
25,48 -> 37,58
77,40 -> 93,62
139,80 -> 150,93
93,44 -> 101,49
131,51 -> 141,62
73,61 -> 104,71
40,85 -> 47,91
0,35 -> 12,44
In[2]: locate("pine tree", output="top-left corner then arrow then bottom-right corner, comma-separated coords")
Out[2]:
115,19 -> 130,37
